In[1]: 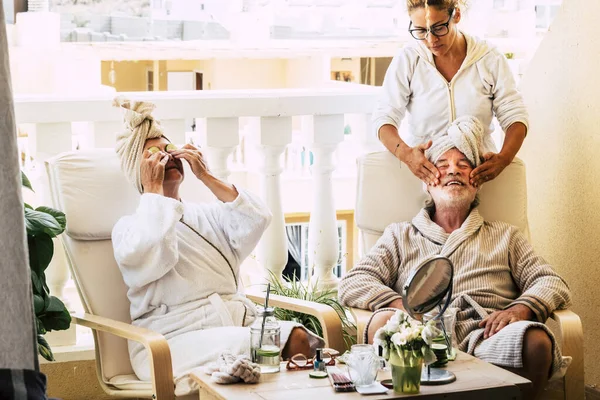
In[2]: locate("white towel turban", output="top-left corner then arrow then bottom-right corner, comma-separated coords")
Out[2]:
425,116 -> 485,167
114,96 -> 167,194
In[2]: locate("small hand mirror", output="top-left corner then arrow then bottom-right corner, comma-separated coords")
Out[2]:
401,256 -> 456,385
402,256 -> 454,320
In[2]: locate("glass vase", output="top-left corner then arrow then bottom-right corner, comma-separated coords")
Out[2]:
388,349 -> 424,394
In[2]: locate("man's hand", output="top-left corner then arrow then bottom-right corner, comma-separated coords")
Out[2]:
141,150 -> 168,195
170,144 -> 209,180
470,152 -> 510,187
399,141 -> 440,186
479,304 -> 534,339
387,299 -> 406,311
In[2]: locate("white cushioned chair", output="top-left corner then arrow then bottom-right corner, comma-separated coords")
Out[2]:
352,151 -> 584,400
45,149 -> 344,400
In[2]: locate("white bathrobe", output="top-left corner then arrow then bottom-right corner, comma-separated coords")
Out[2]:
373,32 -> 529,153
339,208 -> 572,378
112,188 -> 322,395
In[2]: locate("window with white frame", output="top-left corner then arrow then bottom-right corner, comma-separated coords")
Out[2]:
287,220 -> 347,282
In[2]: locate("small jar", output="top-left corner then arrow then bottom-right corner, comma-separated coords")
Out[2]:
250,307 -> 281,373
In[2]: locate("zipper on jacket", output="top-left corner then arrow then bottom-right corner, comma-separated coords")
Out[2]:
426,64 -> 457,125
425,58 -> 478,125
448,81 -> 456,121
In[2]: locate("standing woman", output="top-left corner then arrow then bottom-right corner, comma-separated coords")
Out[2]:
374,0 -> 528,187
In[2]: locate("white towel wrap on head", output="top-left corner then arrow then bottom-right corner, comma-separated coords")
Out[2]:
425,116 -> 485,167
113,96 -> 168,194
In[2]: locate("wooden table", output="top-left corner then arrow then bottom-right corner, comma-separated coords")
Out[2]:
190,351 -> 531,400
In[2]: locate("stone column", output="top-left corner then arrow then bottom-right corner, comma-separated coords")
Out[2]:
304,115 -> 345,290
254,116 -> 293,283
204,117 -> 239,182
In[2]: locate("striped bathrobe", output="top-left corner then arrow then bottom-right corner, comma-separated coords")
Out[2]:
339,208 -> 572,376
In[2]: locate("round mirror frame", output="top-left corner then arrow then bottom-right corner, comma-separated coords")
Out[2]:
401,255 -> 454,321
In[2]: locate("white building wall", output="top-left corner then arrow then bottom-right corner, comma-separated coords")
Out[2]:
11,12 -> 108,95
520,0 -> 599,386
164,58 -> 285,91
284,56 -> 331,88
208,58 -> 286,89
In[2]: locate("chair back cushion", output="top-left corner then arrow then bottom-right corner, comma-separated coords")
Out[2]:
45,149 -> 214,380
45,149 -> 138,380
356,151 -> 530,255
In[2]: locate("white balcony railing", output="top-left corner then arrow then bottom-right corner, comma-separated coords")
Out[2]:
15,87 -> 382,325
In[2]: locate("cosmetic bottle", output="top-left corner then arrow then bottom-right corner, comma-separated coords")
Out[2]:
314,348 -> 326,372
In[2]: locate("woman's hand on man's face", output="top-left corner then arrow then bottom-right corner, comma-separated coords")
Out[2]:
169,144 -> 210,180
470,152 -> 510,187
141,149 -> 169,194
401,140 -> 441,186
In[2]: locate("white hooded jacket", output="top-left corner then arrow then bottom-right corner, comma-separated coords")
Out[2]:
373,32 -> 529,153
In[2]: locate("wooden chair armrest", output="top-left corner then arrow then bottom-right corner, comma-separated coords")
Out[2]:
73,312 -> 175,400
245,289 -> 346,352
551,309 -> 584,400
349,308 -> 373,344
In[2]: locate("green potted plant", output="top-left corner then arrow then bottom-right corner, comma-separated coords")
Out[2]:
267,272 -> 357,350
22,171 -> 71,361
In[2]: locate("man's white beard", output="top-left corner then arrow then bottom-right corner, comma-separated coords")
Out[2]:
436,190 -> 473,211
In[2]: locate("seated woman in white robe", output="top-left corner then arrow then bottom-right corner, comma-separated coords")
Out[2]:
110,98 -> 324,395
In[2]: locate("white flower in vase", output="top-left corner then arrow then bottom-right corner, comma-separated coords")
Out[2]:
373,311 -> 441,366
421,345 -> 437,365
421,321 -> 441,345
391,331 -> 409,347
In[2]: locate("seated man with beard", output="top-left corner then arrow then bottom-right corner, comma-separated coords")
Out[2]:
111,97 -> 324,396
339,116 -> 572,400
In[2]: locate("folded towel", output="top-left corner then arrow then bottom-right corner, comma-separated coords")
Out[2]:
202,351 -> 261,384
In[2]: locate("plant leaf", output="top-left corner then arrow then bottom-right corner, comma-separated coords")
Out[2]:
24,203 -> 33,210
33,293 -> 47,314
35,206 -> 66,231
21,171 -> 34,192
37,335 -> 54,362
36,317 -> 47,335
25,208 -> 63,237
267,271 -> 357,351
39,310 -> 71,332
30,270 -> 44,295
28,234 -> 54,276
42,276 -> 50,295
39,297 -> 71,332
46,295 -> 67,313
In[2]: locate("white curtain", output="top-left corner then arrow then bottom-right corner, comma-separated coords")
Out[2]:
0,1 -> 37,370
286,225 -> 302,266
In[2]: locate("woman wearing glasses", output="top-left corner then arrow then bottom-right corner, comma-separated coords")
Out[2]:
374,0 -> 528,187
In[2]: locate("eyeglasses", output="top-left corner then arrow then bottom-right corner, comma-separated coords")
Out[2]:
285,348 -> 340,370
408,9 -> 455,40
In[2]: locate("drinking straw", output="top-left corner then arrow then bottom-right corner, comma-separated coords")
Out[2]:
438,305 -> 452,351
259,283 -> 271,349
